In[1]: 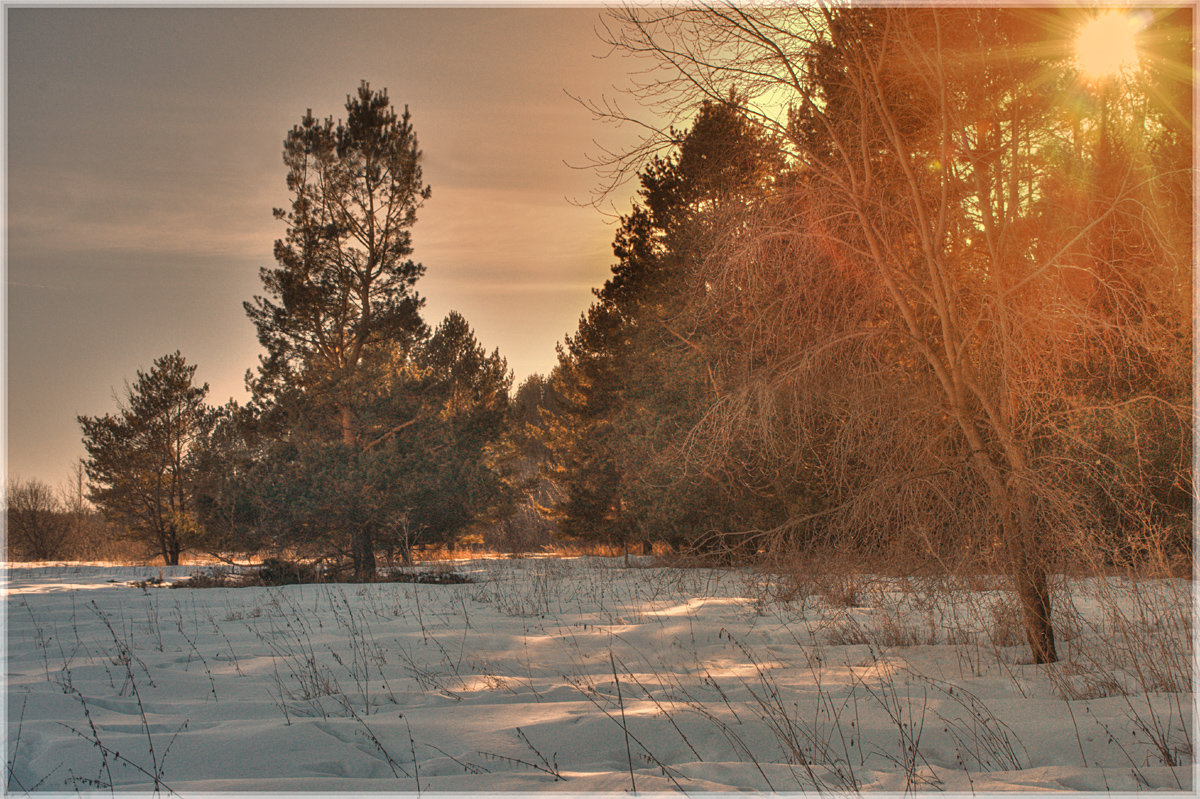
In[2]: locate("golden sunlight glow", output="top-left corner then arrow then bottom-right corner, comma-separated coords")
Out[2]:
1075,11 -> 1145,80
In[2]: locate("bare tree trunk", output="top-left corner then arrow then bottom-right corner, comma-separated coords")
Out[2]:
338,402 -> 357,447
336,399 -> 376,580
1014,557 -> 1056,664
353,526 -> 376,580
1007,490 -> 1056,664
159,518 -> 181,566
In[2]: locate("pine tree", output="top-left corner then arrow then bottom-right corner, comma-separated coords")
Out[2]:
244,82 -> 431,577
364,311 -> 514,561
545,100 -> 784,554
198,312 -> 514,570
79,352 -> 214,565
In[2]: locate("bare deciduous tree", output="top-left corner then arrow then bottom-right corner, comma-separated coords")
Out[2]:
6,478 -> 69,561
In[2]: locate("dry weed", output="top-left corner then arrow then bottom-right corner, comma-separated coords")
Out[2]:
987,600 -> 1025,649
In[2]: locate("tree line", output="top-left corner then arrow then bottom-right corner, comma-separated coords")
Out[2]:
536,5 -> 1190,664
543,5 -> 1190,664
35,7 -> 1192,665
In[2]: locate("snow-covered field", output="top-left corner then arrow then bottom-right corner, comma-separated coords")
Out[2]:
5,557 -> 1193,794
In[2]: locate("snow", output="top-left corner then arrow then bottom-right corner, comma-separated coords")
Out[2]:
5,557 -> 1193,794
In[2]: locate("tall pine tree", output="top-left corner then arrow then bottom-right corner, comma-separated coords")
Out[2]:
244,82 -> 430,577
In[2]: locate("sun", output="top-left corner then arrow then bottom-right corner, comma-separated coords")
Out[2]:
1075,11 -> 1145,80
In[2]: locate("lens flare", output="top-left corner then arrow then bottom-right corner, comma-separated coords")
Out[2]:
1075,11 -> 1145,80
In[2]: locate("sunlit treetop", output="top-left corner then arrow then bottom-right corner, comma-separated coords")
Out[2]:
1075,10 -> 1149,81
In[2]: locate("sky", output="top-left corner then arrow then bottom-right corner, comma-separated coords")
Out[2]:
6,6 -> 654,488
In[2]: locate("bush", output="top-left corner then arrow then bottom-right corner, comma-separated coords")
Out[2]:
171,558 -> 474,588
256,557 -> 322,585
